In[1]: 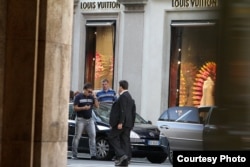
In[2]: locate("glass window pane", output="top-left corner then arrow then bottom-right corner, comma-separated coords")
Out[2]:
168,107 -> 198,123
159,110 -> 169,121
169,23 -> 217,107
85,22 -> 115,90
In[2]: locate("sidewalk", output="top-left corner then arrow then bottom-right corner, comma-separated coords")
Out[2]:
67,152 -> 171,167
67,158 -> 171,167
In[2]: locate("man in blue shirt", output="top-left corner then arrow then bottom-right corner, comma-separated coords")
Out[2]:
96,79 -> 117,105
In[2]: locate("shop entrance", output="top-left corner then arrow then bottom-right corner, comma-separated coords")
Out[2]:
84,20 -> 116,89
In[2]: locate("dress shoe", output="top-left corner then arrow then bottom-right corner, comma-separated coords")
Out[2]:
90,156 -> 97,160
115,155 -> 128,166
71,155 -> 78,160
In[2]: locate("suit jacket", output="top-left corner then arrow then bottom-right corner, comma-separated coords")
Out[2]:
109,91 -> 136,129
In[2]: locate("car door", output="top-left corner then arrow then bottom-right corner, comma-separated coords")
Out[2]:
158,106 -> 204,150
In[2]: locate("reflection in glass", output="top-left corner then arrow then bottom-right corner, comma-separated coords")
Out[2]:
169,23 -> 218,107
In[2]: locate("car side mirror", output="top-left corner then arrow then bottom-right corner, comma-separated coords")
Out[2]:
148,120 -> 152,124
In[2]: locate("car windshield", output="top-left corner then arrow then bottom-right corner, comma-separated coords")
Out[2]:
159,106 -> 200,123
94,102 -> 148,124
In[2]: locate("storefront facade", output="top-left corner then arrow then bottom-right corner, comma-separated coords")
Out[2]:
71,0 -> 220,124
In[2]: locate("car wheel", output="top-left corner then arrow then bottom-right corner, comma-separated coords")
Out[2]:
167,145 -> 173,165
96,137 -> 113,160
146,154 -> 167,164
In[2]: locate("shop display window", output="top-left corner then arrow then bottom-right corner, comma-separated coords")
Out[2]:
84,21 -> 115,90
169,21 -> 218,107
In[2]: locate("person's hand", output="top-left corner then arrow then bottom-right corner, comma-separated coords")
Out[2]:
83,105 -> 90,110
86,105 -> 91,110
117,123 -> 123,129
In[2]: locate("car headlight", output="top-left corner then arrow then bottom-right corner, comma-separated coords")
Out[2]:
97,125 -> 110,130
130,130 -> 140,138
130,131 -> 146,143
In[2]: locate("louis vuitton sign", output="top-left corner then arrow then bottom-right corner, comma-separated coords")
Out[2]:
80,0 -> 121,10
172,0 -> 219,8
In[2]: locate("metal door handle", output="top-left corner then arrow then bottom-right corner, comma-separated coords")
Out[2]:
160,125 -> 169,129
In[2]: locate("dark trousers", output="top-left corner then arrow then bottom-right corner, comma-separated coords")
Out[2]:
108,127 -> 132,159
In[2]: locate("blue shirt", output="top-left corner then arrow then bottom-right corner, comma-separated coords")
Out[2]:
96,89 -> 117,104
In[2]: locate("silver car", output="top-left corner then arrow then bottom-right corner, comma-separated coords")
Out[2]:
157,106 -> 211,164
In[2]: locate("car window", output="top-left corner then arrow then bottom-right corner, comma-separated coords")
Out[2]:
206,107 -> 225,125
94,103 -> 149,124
158,110 -> 168,121
134,113 -> 148,124
198,106 -> 212,123
94,107 -> 110,124
176,109 -> 199,123
167,107 -> 199,123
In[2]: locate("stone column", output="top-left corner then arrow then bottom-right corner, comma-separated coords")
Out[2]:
118,0 -> 148,112
217,0 -> 250,129
71,0 -> 82,92
0,0 -> 6,164
0,0 -> 73,166
34,0 -> 73,166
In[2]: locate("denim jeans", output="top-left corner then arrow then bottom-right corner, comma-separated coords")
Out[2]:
72,117 -> 96,157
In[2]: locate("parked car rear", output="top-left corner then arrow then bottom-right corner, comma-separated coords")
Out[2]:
157,106 -> 212,164
157,106 -> 250,164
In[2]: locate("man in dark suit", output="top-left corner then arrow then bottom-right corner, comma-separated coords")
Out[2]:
109,80 -> 136,166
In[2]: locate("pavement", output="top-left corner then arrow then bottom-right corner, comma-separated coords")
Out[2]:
67,152 -> 172,167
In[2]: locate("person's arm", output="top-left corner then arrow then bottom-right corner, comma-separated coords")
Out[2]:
74,104 -> 90,111
96,91 -> 101,102
93,93 -> 99,108
132,100 -> 136,125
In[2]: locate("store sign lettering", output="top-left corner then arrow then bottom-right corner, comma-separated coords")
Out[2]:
172,0 -> 219,8
80,1 -> 120,10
